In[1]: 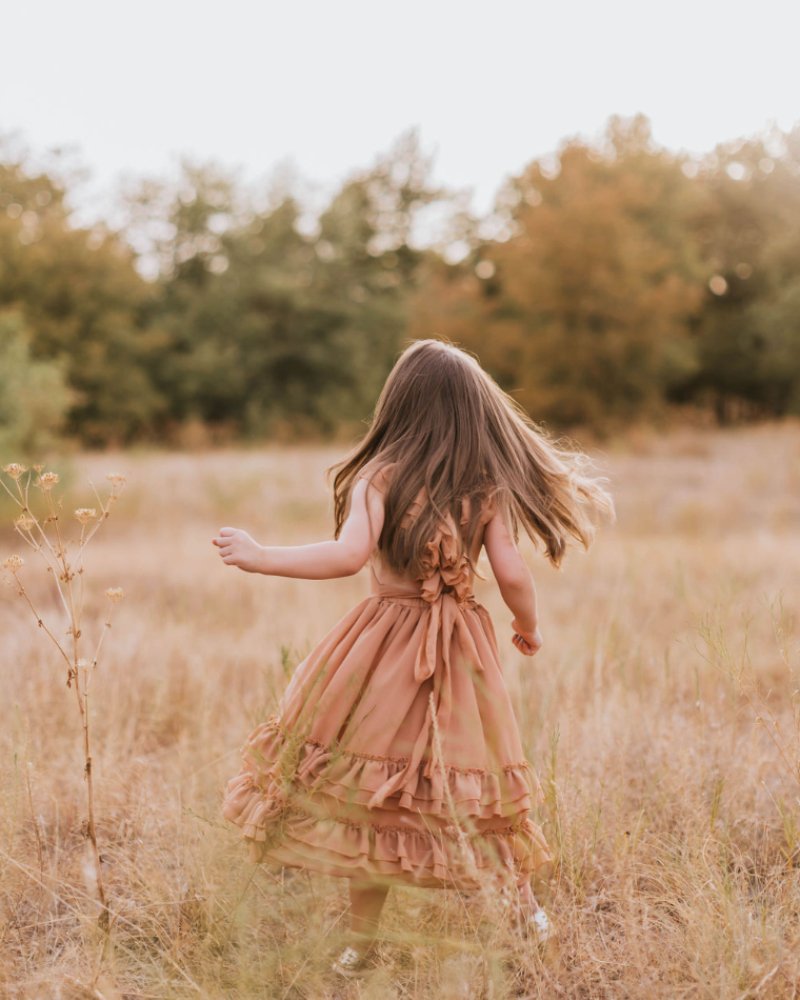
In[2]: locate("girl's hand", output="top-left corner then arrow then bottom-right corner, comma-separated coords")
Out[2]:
212,527 -> 265,574
511,619 -> 543,657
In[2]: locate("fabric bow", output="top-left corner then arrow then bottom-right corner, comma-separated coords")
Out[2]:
367,501 -> 484,811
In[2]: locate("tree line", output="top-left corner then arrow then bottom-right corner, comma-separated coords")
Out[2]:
1,113 -> 799,453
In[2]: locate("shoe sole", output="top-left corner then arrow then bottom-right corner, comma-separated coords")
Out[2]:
331,964 -> 364,979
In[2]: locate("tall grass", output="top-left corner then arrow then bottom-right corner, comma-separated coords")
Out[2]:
1,422 -> 798,997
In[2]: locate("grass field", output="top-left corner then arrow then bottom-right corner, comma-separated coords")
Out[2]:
1,420 -> 799,998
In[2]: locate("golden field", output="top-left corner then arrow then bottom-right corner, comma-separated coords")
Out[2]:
1,420 -> 799,999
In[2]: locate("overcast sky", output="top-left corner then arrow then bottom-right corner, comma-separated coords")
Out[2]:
2,0 -> 798,231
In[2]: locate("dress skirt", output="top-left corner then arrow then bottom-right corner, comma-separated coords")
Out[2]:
221,582 -> 555,890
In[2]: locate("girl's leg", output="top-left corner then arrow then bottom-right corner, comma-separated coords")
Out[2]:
332,881 -> 390,978
515,876 -> 556,944
517,878 -> 542,913
349,880 -> 390,945
497,877 -> 541,919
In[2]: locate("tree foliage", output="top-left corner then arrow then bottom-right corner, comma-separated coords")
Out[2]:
1,117 -> 799,447
0,310 -> 73,457
0,147 -> 166,445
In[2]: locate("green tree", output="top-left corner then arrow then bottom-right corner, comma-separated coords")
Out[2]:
411,113 -> 705,430
685,124 -> 800,420
0,310 -> 73,457
0,143 -> 166,445
124,129 -> 444,438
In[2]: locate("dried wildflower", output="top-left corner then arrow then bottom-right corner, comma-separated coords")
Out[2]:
74,508 -> 98,524
36,472 -> 60,491
3,463 -> 27,480
14,514 -> 36,532
105,473 -> 127,487
3,554 -> 24,572
105,587 -> 124,603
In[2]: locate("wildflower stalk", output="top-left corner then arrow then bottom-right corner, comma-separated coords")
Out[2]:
2,463 -> 127,931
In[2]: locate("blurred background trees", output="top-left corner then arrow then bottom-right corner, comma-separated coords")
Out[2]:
0,310 -> 73,455
1,116 -> 799,449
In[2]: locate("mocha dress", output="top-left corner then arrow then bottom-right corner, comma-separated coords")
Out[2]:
221,469 -> 554,889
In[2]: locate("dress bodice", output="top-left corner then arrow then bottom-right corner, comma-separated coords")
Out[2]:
365,485 -> 490,605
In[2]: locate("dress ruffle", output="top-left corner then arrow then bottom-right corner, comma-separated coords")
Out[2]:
223,717 -> 542,817
411,493 -> 475,604
225,713 -> 548,808
221,475 -> 555,889
221,718 -> 553,887
234,806 -> 552,887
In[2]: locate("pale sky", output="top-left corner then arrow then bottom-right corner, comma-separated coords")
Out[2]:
2,0 -> 798,233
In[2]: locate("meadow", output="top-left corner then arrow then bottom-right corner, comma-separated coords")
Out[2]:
1,420 -> 799,999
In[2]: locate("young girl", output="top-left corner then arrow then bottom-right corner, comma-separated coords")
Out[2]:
213,338 -> 614,977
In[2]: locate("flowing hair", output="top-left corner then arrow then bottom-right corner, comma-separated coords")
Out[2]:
326,338 -> 615,579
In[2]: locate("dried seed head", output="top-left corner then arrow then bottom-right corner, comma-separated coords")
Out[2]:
105,473 -> 127,488
3,554 -> 24,572
74,508 -> 98,524
3,463 -> 27,480
105,587 -> 124,603
14,514 -> 36,532
36,472 -> 60,491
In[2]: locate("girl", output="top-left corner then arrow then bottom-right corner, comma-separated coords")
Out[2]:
213,338 -> 614,978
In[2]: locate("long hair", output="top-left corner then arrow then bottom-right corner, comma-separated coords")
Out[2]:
327,338 -> 615,579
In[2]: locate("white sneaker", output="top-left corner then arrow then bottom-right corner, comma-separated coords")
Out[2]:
331,945 -> 369,979
527,905 -> 555,945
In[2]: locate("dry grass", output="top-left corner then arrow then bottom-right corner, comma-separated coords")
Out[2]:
1,419 -> 799,998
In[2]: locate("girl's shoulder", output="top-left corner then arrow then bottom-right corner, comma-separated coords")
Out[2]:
464,489 -> 499,527
356,459 -> 398,494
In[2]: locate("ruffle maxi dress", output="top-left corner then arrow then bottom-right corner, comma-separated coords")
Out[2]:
221,476 -> 554,890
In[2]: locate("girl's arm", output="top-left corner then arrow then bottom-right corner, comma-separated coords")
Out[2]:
212,477 -> 385,579
483,506 -> 543,656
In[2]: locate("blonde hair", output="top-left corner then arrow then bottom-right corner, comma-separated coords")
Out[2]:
327,338 -> 615,578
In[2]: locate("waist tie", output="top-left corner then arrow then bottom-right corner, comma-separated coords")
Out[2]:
367,588 -> 484,810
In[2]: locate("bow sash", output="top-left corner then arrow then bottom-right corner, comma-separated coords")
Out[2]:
367,587 -> 484,810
